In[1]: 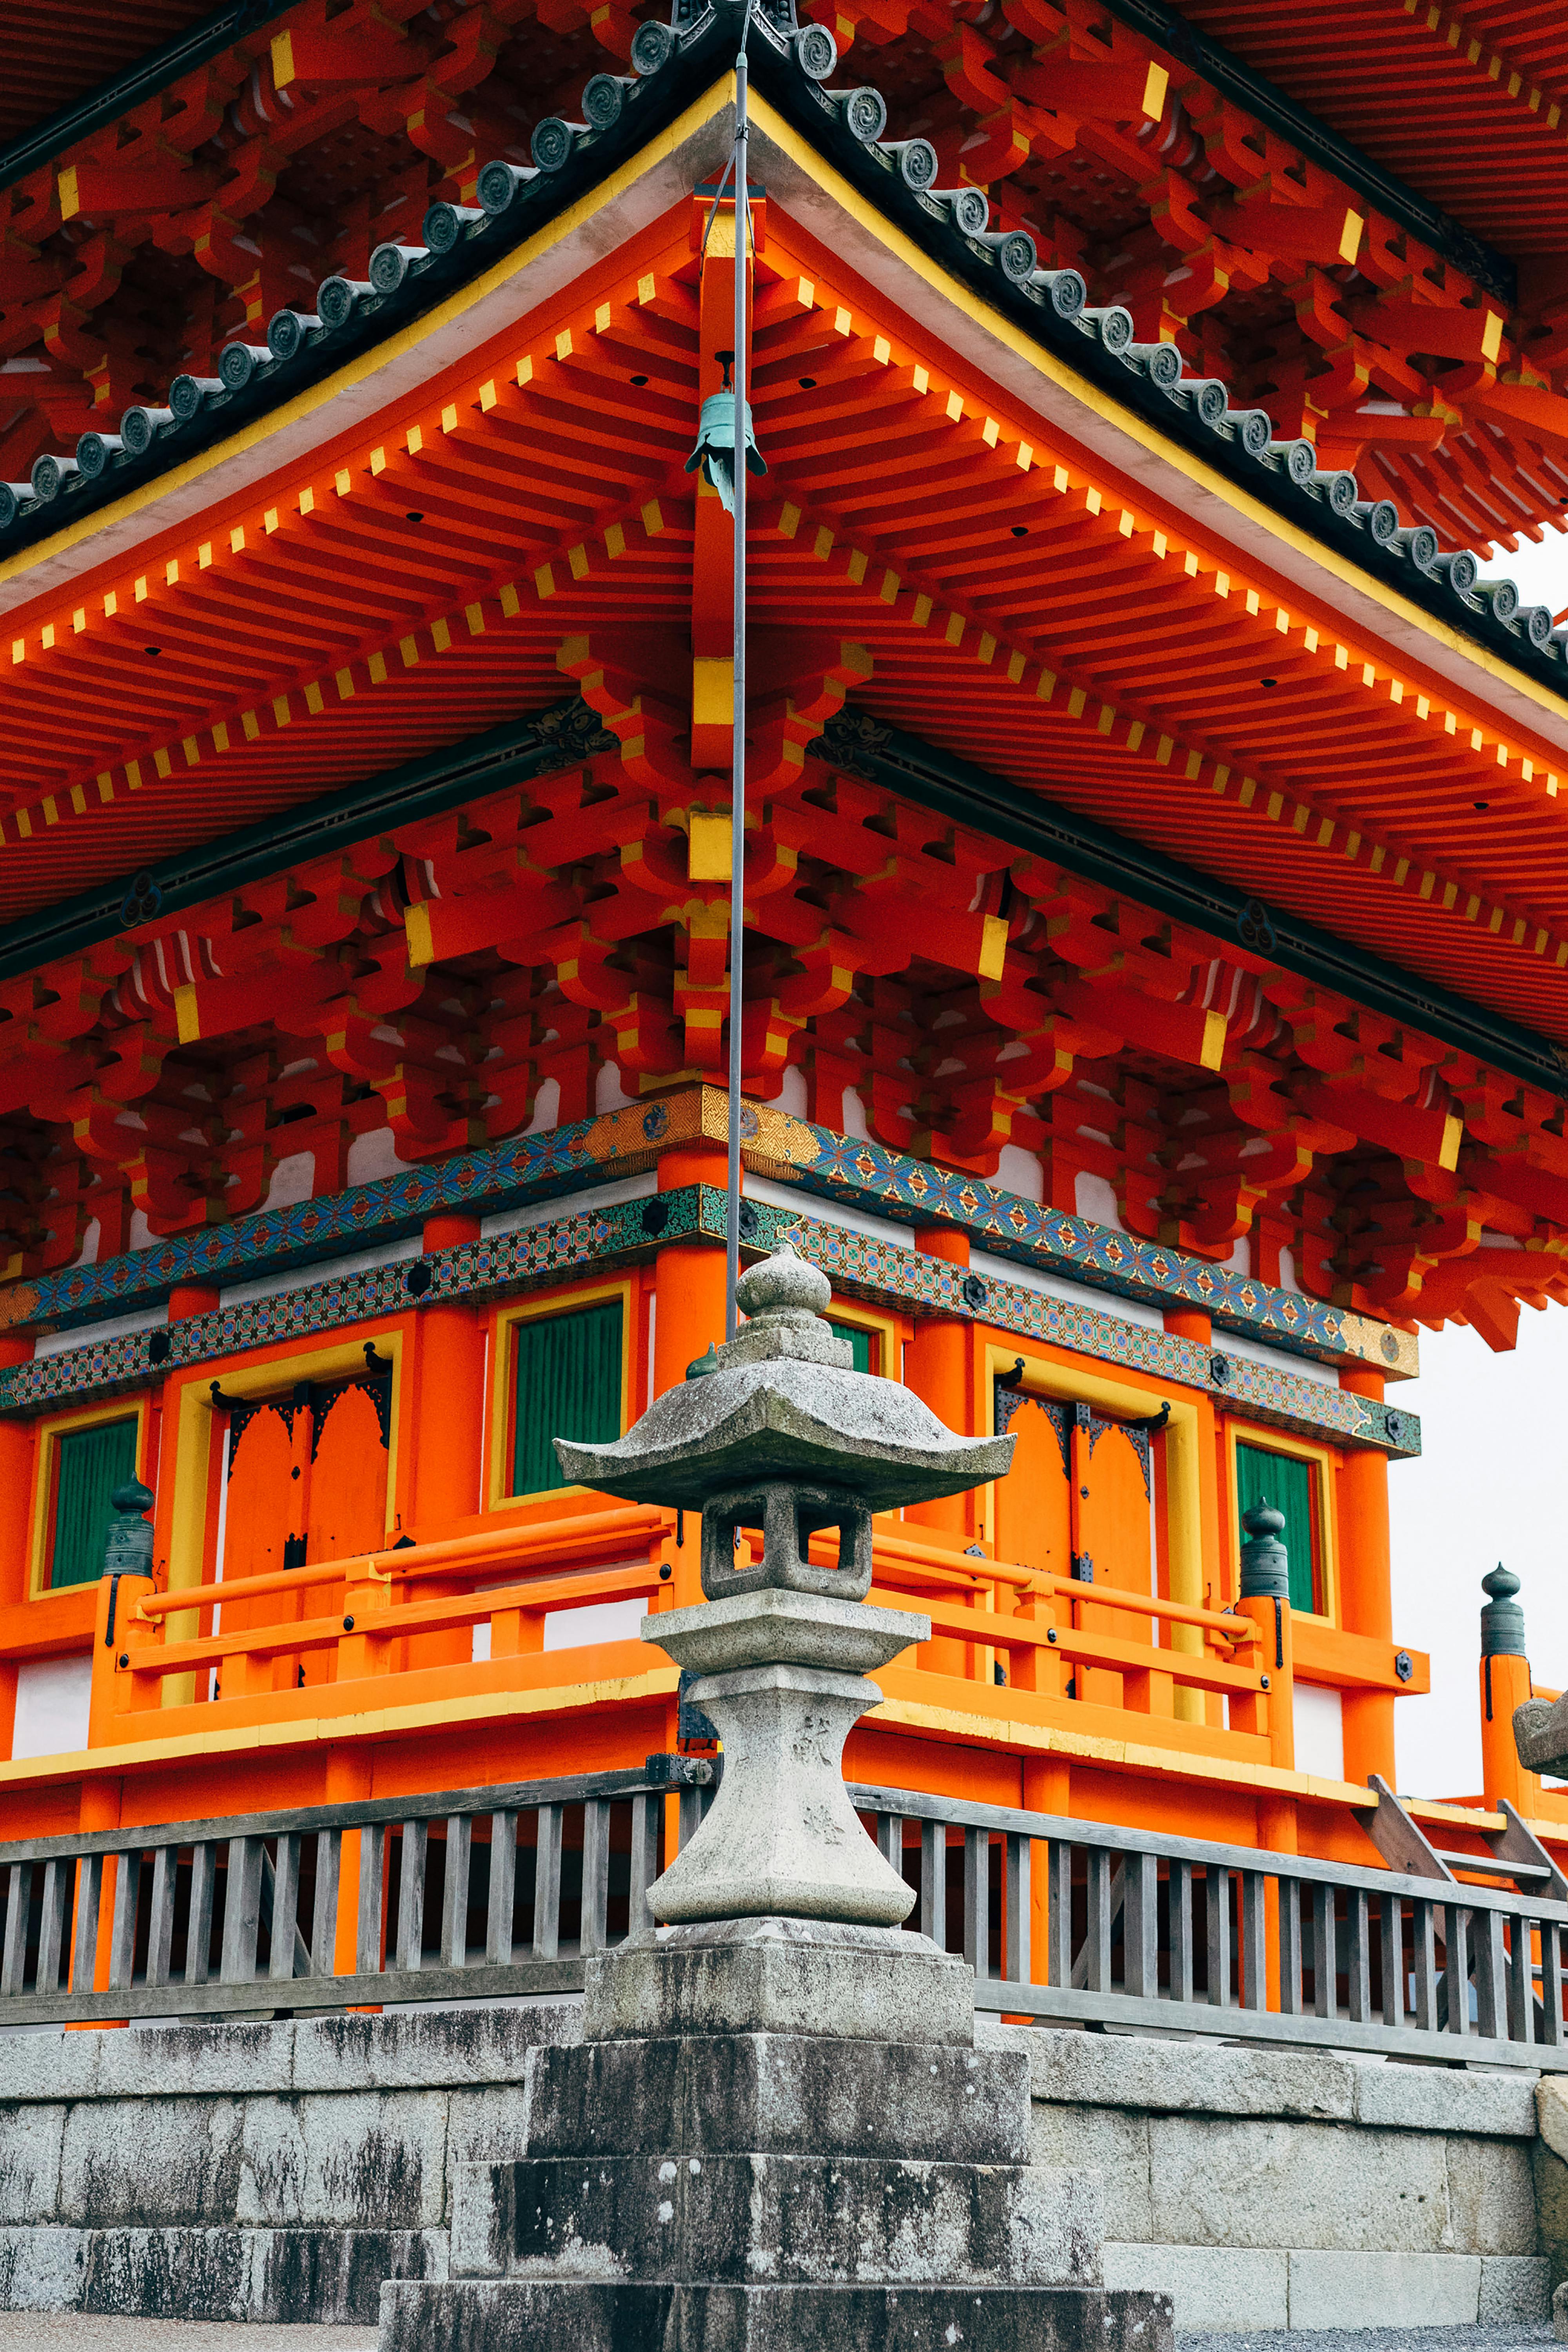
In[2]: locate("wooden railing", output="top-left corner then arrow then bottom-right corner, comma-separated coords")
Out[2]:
854,1780 -> 1568,2071
1,1762 -> 1562,2068
0,1757 -> 711,2027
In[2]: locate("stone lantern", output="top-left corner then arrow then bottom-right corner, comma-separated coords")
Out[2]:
384,1242 -> 1170,2350
555,1241 -> 1013,1952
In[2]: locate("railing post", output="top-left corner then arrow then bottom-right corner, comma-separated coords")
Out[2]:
1232,1499 -> 1294,1773
337,1557 -> 393,1680
1479,1566 -> 1535,1817
88,1478 -> 157,1748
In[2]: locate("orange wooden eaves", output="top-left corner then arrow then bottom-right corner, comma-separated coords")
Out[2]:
2,195 -> 1568,1044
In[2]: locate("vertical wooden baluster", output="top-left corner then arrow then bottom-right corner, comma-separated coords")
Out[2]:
1122,1852 -> 1157,2000
628,1798 -> 659,1943
1411,1898 -> 1437,2034
1047,1841 -> 1074,1989
1378,1893 -> 1404,2029
1239,1870 -> 1266,2012
1443,1904 -> 1470,2040
1168,1859 -> 1194,2008
441,1816 -> 473,1971
1278,1877 -> 1303,2017
677,1783 -> 704,1855
1205,1865 -> 1231,2009
71,1855 -> 102,1996
1005,1834 -> 1031,1993
963,1828 -> 988,1983
145,1847 -> 176,1993
356,1825 -> 387,1978
108,1849 -> 141,1993
311,1831 -> 341,1978
581,1800 -> 610,1959
1473,1906 -> 1507,2042
533,1803 -> 563,1961
1539,1921 -> 1564,2049
486,1811 -> 519,1965
1084,1847 -> 1112,1993
1507,1912 -> 1534,2047
0,1862 -> 31,1997
920,1822 -> 944,1947
220,1838 -> 263,1985
269,1836 -> 303,1986
1310,1885 -> 1335,2019
397,1822 -> 429,1973
36,1860 -> 69,1997
1345,1887 -> 1371,2022
185,1844 -> 216,1987
875,1812 -> 901,1875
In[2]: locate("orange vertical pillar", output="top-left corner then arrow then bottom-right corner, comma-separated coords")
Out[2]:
904,1228 -> 975,1544
150,1287 -> 218,1705
1478,1566 -> 1535,1817
652,1143 -> 728,1610
410,1214 -> 486,1535
327,1746 -> 380,2005
1021,1753 -> 1067,1992
1161,1307 -> 1217,1722
74,1773 -> 124,2016
1337,1368 -> 1396,1789
0,1336 -> 34,1757
402,1215 -> 486,1671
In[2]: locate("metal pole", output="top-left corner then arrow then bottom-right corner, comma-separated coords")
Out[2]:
724,40 -> 749,1342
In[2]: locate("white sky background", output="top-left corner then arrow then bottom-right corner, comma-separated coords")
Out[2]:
1388,524 -> 1568,1796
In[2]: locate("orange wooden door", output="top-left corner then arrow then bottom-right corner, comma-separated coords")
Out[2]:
218,1372 -> 389,1693
993,1384 -> 1158,1707
302,1377 -> 390,1686
1069,1406 -> 1156,1706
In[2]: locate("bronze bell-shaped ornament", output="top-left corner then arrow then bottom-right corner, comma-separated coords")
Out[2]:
103,1478 -> 155,1579
1238,1496 -> 1290,1599
684,391 -> 767,516
1480,1563 -> 1526,1659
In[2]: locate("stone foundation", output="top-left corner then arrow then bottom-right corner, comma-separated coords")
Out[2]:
987,2022 -> 1548,2332
0,2000 -> 1551,2329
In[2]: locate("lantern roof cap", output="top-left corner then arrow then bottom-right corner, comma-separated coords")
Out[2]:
554,1241 -> 1013,1510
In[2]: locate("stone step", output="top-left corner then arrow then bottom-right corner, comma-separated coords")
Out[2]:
450,2153 -> 1102,2285
0,2224 -> 444,2323
378,2277 -> 1172,2351
526,2033 -> 1029,2161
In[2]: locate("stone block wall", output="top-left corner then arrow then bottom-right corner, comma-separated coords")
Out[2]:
0,1999 -> 1555,2328
979,2023 -> 1549,2334
0,2002 -> 577,2323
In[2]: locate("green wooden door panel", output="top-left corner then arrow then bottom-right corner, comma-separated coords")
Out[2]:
1235,1439 -> 1318,1613
51,1416 -> 139,1589
512,1301 -> 623,1497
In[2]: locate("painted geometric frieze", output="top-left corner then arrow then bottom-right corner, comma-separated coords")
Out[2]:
0,1180 -> 1418,1461
0,1086 -> 1415,1381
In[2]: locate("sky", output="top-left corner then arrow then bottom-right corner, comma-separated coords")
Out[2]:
1387,524 -> 1568,1796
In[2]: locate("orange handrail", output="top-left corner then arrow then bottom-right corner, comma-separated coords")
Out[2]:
137,1504 -> 668,1621
870,1587 -> 1267,1697
130,1562 -> 665,1682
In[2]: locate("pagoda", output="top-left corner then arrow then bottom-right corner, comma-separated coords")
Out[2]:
0,0 -> 1564,1893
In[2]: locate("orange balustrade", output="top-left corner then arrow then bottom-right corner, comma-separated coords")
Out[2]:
91,1504 -> 1284,1773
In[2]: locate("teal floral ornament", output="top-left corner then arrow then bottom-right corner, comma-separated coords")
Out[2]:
684,392 -> 767,516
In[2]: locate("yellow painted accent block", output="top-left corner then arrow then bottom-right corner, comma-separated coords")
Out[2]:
978,914 -> 1009,981
405,901 -> 435,968
174,984 -> 201,1045
692,656 -> 733,735
688,811 -> 733,880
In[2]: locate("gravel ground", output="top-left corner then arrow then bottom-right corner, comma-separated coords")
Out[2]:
0,2324 -> 376,2348
1180,2334 -> 1554,2351
19,2311 -> 1541,2344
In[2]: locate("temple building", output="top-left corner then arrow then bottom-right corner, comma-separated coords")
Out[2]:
0,0 -> 1566,1895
